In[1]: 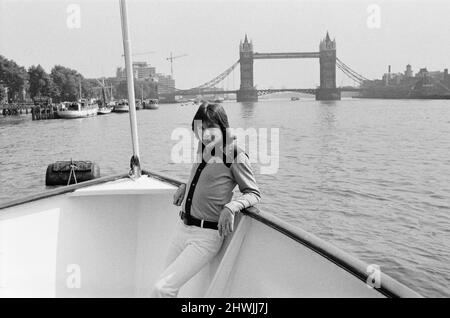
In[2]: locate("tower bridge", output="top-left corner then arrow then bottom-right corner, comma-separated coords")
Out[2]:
158,32 -> 366,102
237,32 -> 339,101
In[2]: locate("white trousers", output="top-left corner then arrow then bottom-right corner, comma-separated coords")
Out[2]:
151,219 -> 224,298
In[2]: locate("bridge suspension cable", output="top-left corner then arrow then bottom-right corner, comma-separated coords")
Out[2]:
190,60 -> 240,90
160,60 -> 240,94
336,63 -> 364,84
159,57 -> 370,94
336,58 -> 370,85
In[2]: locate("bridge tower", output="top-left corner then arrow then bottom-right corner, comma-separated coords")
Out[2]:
237,35 -> 258,102
316,32 -> 341,100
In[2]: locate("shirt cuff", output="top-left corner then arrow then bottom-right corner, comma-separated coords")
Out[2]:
224,202 -> 240,215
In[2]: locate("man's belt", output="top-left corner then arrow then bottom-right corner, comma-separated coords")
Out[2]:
179,211 -> 218,230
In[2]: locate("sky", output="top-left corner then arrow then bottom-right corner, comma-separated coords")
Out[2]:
1,0 -> 449,89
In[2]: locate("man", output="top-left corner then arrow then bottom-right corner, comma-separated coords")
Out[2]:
151,102 -> 261,297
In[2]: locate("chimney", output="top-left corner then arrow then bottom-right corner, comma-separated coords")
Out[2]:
385,65 -> 391,85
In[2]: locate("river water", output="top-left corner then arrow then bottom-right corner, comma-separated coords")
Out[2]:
0,98 -> 449,297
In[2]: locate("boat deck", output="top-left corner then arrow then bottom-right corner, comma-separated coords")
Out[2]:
0,174 -> 421,297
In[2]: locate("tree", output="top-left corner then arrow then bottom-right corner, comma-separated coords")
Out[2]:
0,84 -> 6,103
28,65 -> 56,99
81,78 -> 98,99
50,65 -> 82,102
0,55 -> 28,101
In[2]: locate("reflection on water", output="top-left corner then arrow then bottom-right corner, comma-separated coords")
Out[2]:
1,98 -> 450,297
238,101 -> 257,120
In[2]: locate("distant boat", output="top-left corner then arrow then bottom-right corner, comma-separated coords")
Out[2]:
57,100 -> 98,119
98,106 -> 113,115
98,85 -> 114,115
113,100 -> 129,113
143,99 -> 159,110
291,96 -> 300,101
97,99 -> 113,115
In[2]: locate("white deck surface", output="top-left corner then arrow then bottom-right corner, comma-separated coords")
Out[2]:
0,175 -> 412,297
71,175 -> 176,196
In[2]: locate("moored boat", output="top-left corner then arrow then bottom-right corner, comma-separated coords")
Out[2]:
57,100 -> 98,119
96,80 -> 114,115
113,100 -> 129,113
143,99 -> 159,109
135,100 -> 142,110
98,106 -> 113,115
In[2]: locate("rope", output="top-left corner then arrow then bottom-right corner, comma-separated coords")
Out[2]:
129,155 -> 141,180
67,159 -> 78,185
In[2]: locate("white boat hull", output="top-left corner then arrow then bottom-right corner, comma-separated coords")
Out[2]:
143,104 -> 159,110
57,108 -> 98,119
113,106 -> 129,113
0,173 -> 421,298
98,107 -> 113,115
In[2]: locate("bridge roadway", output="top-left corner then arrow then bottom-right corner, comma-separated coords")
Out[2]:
253,52 -> 321,59
159,87 -> 360,98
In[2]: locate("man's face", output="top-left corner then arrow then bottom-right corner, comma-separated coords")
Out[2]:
198,122 -> 222,146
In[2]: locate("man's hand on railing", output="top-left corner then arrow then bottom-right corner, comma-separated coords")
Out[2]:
173,183 -> 186,206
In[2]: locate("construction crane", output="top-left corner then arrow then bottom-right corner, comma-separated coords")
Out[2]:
166,52 -> 188,78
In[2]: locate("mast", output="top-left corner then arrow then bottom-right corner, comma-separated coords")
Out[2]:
79,78 -> 82,100
119,0 -> 141,178
101,86 -> 107,106
102,78 -> 107,105
169,52 -> 173,78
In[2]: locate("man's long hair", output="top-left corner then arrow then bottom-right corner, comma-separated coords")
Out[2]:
191,102 -> 233,150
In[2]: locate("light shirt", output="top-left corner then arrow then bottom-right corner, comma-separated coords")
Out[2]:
181,139 -> 261,222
